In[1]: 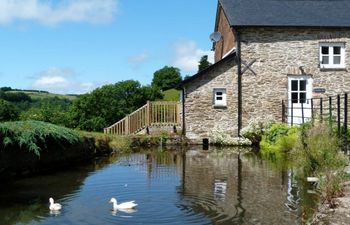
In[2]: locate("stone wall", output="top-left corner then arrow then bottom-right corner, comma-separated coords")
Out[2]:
240,28 -> 350,127
183,58 -> 237,144
184,28 -> 350,142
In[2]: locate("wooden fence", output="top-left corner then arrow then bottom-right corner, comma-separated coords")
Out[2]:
104,101 -> 181,135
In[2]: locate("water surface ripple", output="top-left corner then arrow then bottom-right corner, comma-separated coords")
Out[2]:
0,148 -> 317,225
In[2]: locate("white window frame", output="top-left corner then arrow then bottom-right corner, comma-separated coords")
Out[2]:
213,88 -> 227,107
319,43 -> 345,69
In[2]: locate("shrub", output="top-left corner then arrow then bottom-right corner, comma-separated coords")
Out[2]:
241,115 -> 275,146
0,99 -> 19,121
260,123 -> 299,155
211,129 -> 252,146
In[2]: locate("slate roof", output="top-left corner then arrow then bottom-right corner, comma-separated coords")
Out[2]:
219,0 -> 350,27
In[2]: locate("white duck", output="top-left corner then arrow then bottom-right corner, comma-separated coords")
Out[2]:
109,197 -> 137,210
49,197 -> 62,211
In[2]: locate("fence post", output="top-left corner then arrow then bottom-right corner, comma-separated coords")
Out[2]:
282,100 -> 285,123
291,100 -> 293,126
311,99 -> 314,125
125,117 -> 129,135
344,93 -> 348,146
329,96 -> 333,127
320,98 -> 323,122
301,102 -> 304,124
337,94 -> 341,137
147,101 -> 152,127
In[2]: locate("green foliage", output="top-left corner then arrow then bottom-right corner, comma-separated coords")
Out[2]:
151,66 -> 182,91
79,117 -> 107,132
0,99 -> 19,122
69,80 -> 162,132
198,55 -> 212,73
0,91 -> 31,102
19,97 -> 72,127
183,75 -> 192,80
260,123 -> 299,161
0,121 -> 82,157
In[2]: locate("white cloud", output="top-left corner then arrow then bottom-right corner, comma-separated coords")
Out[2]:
128,53 -> 149,63
172,40 -> 214,73
0,0 -> 118,26
31,67 -> 99,94
128,53 -> 149,71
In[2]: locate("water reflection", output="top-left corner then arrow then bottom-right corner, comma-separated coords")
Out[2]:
110,208 -> 137,216
0,147 -> 317,225
179,148 -> 316,225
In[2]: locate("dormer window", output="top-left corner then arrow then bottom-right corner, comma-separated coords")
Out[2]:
320,43 -> 345,69
214,88 -> 227,107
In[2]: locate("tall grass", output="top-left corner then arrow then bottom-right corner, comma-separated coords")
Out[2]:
257,121 -> 349,206
78,131 -> 132,153
292,122 -> 348,206
0,120 -> 82,156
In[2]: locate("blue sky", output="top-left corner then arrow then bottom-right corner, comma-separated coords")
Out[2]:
0,0 -> 217,94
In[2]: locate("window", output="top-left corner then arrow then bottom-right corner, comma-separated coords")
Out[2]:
320,43 -> 345,69
291,80 -> 307,104
214,88 -> 227,106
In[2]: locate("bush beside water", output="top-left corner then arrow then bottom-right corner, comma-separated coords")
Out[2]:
0,120 -> 82,156
0,121 -> 186,179
255,120 -> 349,207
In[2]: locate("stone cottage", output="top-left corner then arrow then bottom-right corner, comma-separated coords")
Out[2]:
181,0 -> 350,144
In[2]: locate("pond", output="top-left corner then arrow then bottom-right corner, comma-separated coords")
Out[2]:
0,147 -> 317,225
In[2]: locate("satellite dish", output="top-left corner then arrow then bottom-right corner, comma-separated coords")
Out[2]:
210,32 -> 222,42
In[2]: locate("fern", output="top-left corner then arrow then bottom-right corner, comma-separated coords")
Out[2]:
0,120 -> 82,157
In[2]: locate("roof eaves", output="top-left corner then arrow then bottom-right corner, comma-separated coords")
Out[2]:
232,25 -> 350,29
180,51 -> 236,87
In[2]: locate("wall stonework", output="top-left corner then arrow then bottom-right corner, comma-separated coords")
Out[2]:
240,28 -> 350,127
184,28 -> 350,142
184,59 -> 237,144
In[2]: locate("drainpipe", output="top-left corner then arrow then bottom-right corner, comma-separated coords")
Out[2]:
181,87 -> 186,136
236,30 -> 242,136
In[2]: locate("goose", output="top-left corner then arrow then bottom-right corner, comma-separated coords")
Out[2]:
109,197 -> 137,210
49,197 -> 62,211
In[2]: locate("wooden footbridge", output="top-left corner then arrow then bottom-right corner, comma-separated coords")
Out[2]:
104,101 -> 182,135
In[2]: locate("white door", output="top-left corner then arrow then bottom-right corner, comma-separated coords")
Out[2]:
288,76 -> 313,125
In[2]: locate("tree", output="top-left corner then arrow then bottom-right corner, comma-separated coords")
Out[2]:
151,66 -> 182,91
69,80 -> 162,132
0,99 -> 19,121
198,55 -> 212,73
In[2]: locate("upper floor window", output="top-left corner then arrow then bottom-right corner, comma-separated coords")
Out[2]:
320,43 -> 345,69
214,88 -> 227,107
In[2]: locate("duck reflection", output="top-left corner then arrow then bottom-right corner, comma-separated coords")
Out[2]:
110,208 -> 137,216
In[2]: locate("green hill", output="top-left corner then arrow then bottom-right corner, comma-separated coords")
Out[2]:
9,91 -> 78,101
161,89 -> 180,101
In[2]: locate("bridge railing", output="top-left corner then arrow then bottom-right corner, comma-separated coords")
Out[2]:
104,101 -> 181,135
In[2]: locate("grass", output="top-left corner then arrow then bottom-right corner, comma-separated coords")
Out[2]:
8,91 -> 77,101
160,89 -> 180,101
78,131 -> 132,153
